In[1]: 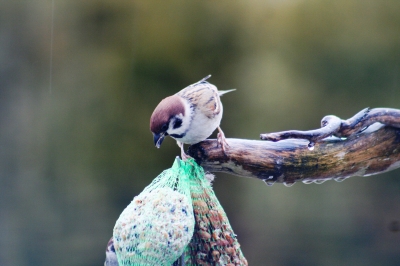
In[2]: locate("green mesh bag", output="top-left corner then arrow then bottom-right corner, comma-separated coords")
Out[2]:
179,158 -> 248,266
113,158 -> 195,266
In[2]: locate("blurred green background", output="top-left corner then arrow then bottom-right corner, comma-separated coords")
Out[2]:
1,1 -> 400,265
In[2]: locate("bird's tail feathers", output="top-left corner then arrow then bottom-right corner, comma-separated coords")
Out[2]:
200,74 -> 212,82
191,75 -> 236,96
218,89 -> 236,96
191,75 -> 212,87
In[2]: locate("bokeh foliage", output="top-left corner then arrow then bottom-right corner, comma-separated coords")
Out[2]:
0,1 -> 399,265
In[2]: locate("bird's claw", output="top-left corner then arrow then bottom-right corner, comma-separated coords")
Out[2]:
217,127 -> 229,153
181,151 -> 193,161
178,141 -> 193,161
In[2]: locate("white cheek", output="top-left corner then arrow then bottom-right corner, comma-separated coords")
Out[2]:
168,113 -> 189,134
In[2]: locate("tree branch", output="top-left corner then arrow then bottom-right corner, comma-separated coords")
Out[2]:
187,108 -> 400,186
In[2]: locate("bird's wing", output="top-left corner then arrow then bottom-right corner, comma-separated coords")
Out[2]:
177,82 -> 221,119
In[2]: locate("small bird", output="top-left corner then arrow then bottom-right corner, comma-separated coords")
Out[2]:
104,237 -> 119,266
150,75 -> 234,159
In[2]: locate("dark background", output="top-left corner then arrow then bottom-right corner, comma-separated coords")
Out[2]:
1,1 -> 400,265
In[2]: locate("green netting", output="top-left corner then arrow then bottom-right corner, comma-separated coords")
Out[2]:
113,157 -> 247,266
113,158 -> 195,266
181,158 -> 248,266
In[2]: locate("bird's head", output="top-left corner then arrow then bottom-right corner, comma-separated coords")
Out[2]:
104,237 -> 118,266
150,95 -> 189,148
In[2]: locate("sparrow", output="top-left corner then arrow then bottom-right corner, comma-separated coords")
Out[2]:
104,237 -> 119,266
150,75 -> 235,160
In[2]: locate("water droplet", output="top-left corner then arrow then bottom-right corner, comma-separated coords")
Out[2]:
308,142 -> 315,151
314,179 -> 327,184
263,180 -> 275,186
334,177 -> 347,182
283,181 -> 295,187
302,180 -> 314,184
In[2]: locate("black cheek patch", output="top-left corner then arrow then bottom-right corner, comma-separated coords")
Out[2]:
173,118 -> 182,129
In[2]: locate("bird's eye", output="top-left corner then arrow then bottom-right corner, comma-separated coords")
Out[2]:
161,124 -> 168,132
173,118 -> 182,129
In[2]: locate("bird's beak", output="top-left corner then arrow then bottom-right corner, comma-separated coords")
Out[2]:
154,132 -> 165,148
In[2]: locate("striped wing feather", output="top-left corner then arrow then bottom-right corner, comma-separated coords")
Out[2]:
177,84 -> 221,119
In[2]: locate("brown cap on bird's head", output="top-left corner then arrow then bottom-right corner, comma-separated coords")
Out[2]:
150,95 -> 185,148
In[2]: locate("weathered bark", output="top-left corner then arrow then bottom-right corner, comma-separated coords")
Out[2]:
187,112 -> 400,186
